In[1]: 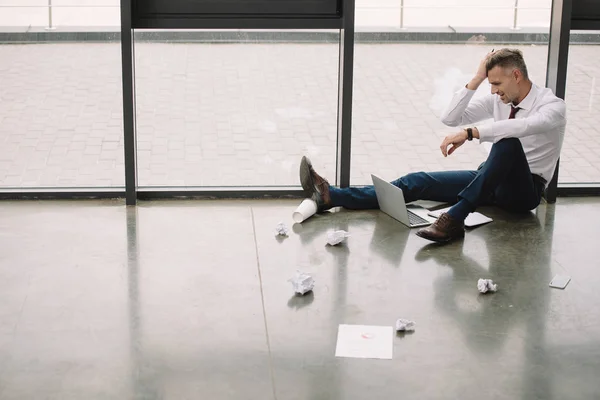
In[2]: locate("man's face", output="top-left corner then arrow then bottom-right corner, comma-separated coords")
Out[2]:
487,66 -> 519,104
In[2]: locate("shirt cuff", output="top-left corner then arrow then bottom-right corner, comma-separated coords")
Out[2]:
461,86 -> 477,96
477,123 -> 494,142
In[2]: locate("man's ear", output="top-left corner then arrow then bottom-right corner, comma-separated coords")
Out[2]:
513,68 -> 522,82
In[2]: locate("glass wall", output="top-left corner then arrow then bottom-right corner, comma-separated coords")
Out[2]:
0,1 -> 120,28
0,2 -> 123,188
133,31 -> 340,187
0,0 -> 598,193
559,42 -> 600,184
355,0 -> 551,29
351,0 -> 552,185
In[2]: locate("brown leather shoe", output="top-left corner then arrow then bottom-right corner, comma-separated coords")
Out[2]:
299,156 -> 332,212
416,212 -> 465,243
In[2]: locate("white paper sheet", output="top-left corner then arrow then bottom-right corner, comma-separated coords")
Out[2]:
335,324 -> 393,360
428,207 -> 493,227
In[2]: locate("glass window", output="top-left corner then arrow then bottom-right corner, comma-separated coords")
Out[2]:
0,2 -> 123,188
351,1 -> 552,185
559,42 -> 600,184
133,30 -> 340,187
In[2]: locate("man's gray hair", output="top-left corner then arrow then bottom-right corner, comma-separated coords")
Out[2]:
486,48 -> 529,80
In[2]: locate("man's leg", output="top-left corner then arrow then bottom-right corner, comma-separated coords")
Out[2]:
491,156 -> 545,213
417,137 -> 540,243
452,137 -> 541,217
300,156 -> 476,211
329,170 -> 478,210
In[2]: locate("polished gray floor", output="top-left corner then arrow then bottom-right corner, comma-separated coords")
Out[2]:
0,197 -> 599,399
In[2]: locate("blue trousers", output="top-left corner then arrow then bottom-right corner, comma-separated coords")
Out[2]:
330,138 -> 545,213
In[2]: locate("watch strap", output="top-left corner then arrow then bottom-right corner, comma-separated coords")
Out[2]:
466,128 -> 473,141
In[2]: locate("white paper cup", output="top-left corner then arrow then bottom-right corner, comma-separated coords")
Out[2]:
292,198 -> 317,223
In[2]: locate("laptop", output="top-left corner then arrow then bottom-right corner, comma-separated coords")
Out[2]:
371,174 -> 436,228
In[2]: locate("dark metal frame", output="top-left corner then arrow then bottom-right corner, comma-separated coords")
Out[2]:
544,0 -> 600,202
119,0 -> 354,205
1,0 -> 599,202
336,0 -> 355,187
136,187 -> 305,200
556,183 -> 600,197
0,188 -> 124,201
132,0 -> 343,22
544,0 -> 572,203
570,0 -> 600,30
132,18 -> 343,30
121,0 -> 138,205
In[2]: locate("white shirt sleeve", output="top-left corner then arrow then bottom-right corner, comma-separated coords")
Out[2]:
440,87 -> 495,127
477,99 -> 566,143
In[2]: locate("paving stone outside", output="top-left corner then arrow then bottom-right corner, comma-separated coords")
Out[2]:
0,42 -> 598,188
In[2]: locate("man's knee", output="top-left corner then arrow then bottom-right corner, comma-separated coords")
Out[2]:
489,138 -> 524,160
495,137 -> 522,149
399,172 -> 428,186
398,172 -> 429,189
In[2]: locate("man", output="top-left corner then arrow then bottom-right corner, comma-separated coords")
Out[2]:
299,48 -> 566,244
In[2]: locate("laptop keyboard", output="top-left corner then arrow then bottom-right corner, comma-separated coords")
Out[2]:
408,211 -> 429,226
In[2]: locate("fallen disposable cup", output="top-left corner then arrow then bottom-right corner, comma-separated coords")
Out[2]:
293,198 -> 317,223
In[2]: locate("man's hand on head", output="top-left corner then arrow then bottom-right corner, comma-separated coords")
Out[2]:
467,50 -> 496,90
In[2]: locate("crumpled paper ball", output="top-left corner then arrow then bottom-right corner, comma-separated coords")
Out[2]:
477,278 -> 498,294
395,318 -> 416,332
288,271 -> 315,295
326,230 -> 350,246
274,222 -> 289,237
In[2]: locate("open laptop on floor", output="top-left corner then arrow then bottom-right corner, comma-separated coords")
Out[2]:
371,174 -> 436,228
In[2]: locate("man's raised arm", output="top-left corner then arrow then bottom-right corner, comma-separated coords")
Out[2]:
440,53 -> 495,127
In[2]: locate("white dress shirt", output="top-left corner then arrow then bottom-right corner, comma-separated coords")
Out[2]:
440,83 -> 567,187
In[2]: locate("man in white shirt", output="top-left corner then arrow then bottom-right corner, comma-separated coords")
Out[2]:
299,48 -> 566,244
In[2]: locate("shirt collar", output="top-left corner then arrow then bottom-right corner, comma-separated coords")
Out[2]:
511,83 -> 537,111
